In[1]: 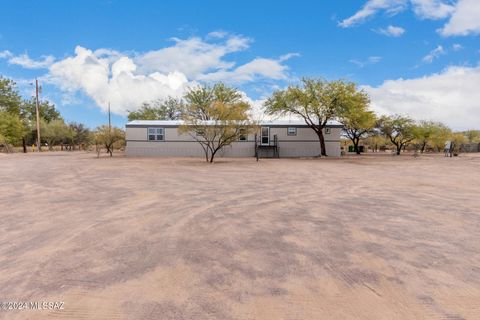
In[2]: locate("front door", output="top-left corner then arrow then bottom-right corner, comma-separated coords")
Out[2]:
261,127 -> 270,145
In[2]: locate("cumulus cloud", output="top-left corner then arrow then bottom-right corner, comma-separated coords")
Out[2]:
340,0 -> 480,37
0,50 -> 55,69
422,45 -> 446,63
47,46 -> 189,115
440,0 -> 480,36
33,33 -> 295,115
410,0 -> 455,19
135,35 -> 251,78
197,56 -> 295,83
363,65 -> 480,130
376,25 -> 406,36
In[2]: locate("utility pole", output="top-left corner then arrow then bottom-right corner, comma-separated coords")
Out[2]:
35,79 -> 41,152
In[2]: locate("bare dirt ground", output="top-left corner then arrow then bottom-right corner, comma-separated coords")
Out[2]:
1,152 -> 479,320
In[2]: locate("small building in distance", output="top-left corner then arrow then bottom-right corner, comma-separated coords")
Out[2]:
125,120 -> 343,158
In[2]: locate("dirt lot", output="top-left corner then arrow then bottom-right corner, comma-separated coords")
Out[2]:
0,152 -> 479,320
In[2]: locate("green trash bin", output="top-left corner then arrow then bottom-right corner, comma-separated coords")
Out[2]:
348,145 -> 364,153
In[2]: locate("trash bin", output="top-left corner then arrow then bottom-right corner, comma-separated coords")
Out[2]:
348,145 -> 364,153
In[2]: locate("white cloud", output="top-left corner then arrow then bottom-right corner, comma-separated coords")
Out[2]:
440,0 -> 480,36
135,35 -> 250,79
376,25 -> 406,36
452,43 -> 463,51
0,50 -> 55,69
339,0 -> 408,28
206,31 -> 229,39
340,0 -> 480,37
197,55 -> 296,83
410,0 -> 455,19
349,56 -> 382,68
422,45 -> 446,63
363,65 -> 480,130
47,46 -> 189,115
38,33 -> 294,115
279,53 -> 301,62
0,50 -> 12,58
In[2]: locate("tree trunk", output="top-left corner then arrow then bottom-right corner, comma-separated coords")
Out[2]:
353,137 -> 361,155
22,138 -> 27,153
199,143 -> 209,162
209,151 -> 216,163
421,141 -> 427,153
209,146 -> 220,163
396,143 -> 402,155
204,147 -> 209,162
106,143 -> 113,157
318,131 -> 327,156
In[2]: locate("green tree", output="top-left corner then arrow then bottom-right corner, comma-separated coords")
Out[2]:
363,134 -> 390,152
41,119 -> 73,150
464,130 -> 480,143
180,83 -> 254,163
265,78 -> 351,156
22,98 -> 62,122
69,122 -> 91,150
337,86 -> 375,154
450,132 -> 469,154
377,115 -> 416,155
428,124 -> 452,152
0,111 -> 27,151
0,77 -> 23,115
413,121 -> 451,153
94,125 -> 125,157
0,77 -> 29,152
128,97 -> 184,121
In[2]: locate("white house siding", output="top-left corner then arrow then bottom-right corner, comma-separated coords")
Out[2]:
126,121 -> 342,157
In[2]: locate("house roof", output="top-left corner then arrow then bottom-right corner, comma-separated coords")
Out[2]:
126,119 -> 343,127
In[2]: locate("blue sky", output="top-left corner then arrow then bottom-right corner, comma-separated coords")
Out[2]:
1,0 -> 479,129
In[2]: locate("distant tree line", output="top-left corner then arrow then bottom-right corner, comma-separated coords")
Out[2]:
2,74 -> 478,160
0,76 -> 124,156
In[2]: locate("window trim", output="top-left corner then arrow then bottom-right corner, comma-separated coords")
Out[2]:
287,127 -> 297,136
260,127 -> 270,145
238,128 -> 247,141
147,127 -> 165,141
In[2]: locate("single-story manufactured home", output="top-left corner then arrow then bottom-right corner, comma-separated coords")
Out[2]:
125,120 -> 343,158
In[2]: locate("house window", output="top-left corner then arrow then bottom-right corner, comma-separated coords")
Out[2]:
325,128 -> 331,134
148,128 -> 164,141
287,127 -> 297,136
239,128 -> 247,141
